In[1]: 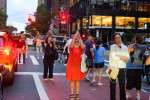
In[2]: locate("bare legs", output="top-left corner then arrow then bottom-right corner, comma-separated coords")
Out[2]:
70,80 -> 80,95
91,68 -> 103,85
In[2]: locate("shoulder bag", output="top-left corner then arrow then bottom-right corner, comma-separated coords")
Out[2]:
81,53 -> 87,73
53,49 -> 58,60
106,46 -> 119,83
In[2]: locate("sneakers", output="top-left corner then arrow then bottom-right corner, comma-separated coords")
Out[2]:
90,80 -> 96,86
44,78 -> 48,81
97,82 -> 103,86
48,78 -> 53,81
85,75 -> 91,81
136,94 -> 140,100
126,93 -> 132,99
42,56 -> 44,59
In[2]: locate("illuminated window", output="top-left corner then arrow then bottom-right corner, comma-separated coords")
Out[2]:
138,18 -> 150,29
116,17 -> 135,29
92,15 -> 112,28
82,17 -> 86,28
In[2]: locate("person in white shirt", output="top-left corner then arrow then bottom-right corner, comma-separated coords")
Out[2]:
63,33 -> 75,62
109,33 -> 129,100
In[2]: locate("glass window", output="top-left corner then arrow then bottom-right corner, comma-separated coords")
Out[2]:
138,18 -> 150,29
92,15 -> 112,28
82,17 -> 86,28
116,16 -> 135,29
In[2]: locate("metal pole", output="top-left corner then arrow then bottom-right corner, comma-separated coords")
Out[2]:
86,7 -> 90,35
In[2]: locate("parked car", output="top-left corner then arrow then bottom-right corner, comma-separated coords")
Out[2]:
24,33 -> 34,46
0,31 -> 18,85
54,35 -> 69,51
37,35 -> 69,52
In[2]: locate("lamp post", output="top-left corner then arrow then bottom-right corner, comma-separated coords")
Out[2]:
80,1 -> 95,35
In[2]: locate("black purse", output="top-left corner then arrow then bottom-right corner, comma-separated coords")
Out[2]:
53,49 -> 58,60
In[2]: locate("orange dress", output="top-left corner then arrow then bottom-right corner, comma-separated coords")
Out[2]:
66,46 -> 85,81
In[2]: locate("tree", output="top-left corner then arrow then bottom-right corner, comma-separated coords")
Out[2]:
0,9 -> 8,29
25,4 -> 55,35
122,30 -> 135,44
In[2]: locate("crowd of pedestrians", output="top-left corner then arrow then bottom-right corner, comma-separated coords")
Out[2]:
22,29 -> 150,100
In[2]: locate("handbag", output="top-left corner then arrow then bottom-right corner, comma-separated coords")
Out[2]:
81,53 -> 87,73
106,65 -> 119,81
53,49 -> 58,60
106,46 -> 119,83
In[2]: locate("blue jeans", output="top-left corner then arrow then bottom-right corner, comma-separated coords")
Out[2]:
36,45 -> 43,58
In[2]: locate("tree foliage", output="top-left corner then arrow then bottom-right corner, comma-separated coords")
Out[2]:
122,30 -> 135,44
0,9 -> 8,29
25,4 -> 54,36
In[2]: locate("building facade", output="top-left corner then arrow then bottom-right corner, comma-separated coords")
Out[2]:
45,0 -> 70,34
38,0 -> 45,6
69,0 -> 150,43
0,0 -> 7,13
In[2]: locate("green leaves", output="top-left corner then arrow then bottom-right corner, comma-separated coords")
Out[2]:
25,4 -> 54,35
0,9 -> 8,29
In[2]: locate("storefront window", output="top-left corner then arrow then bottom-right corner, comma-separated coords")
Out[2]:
82,17 -> 86,28
116,17 -> 135,29
138,18 -> 150,29
92,15 -> 112,28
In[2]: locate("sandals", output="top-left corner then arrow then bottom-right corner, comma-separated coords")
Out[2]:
76,94 -> 80,100
70,94 -> 75,100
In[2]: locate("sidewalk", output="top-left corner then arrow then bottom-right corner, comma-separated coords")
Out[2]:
39,75 -> 149,100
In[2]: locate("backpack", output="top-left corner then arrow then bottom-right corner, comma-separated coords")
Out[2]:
131,44 -> 143,65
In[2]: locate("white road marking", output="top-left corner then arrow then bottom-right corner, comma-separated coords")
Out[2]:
14,72 -> 149,94
30,55 -> 39,65
104,60 -> 109,63
33,74 -> 49,100
14,72 -> 108,77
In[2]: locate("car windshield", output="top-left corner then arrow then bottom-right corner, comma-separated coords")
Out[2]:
0,38 -> 5,47
55,37 -> 64,41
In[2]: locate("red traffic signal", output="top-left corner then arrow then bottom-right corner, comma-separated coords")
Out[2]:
28,16 -> 32,21
61,14 -> 67,21
81,33 -> 86,39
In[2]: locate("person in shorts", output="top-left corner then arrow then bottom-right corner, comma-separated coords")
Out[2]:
90,40 -> 106,86
84,34 -> 93,81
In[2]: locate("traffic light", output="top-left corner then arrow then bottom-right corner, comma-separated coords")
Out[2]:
81,33 -> 86,39
60,14 -> 67,21
28,16 -> 32,21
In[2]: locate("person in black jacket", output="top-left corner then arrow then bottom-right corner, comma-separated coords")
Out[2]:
43,36 -> 56,81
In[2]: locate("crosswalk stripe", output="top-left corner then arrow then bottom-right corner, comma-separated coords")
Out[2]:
33,74 -> 49,100
30,55 -> 39,65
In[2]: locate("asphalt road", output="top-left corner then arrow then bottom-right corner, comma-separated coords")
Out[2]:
3,47 -> 150,100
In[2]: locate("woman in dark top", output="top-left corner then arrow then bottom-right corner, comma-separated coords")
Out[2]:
43,36 -> 56,81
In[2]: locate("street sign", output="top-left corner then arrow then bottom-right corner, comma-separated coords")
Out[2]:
61,21 -> 66,24
96,30 -> 99,37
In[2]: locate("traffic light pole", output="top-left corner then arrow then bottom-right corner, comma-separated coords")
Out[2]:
86,7 -> 90,35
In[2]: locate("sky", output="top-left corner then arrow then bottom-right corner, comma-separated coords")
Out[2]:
7,0 -> 38,32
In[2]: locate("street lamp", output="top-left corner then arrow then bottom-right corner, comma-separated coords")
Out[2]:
80,1 -> 95,35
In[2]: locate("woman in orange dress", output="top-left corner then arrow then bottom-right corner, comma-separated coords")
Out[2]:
66,32 -> 85,100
